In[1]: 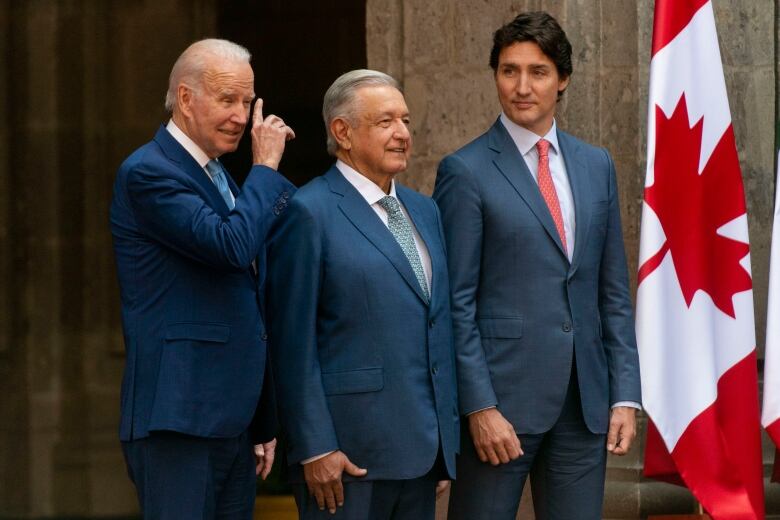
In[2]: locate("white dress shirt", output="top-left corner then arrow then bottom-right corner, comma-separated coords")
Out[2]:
166,120 -> 236,207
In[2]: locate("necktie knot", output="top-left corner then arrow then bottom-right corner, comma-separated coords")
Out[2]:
378,195 -> 403,216
536,138 -> 550,158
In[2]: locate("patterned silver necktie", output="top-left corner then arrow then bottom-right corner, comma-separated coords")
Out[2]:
206,159 -> 235,210
377,195 -> 430,301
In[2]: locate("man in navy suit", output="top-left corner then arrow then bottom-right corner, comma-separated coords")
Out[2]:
433,12 -> 641,519
110,39 -> 295,519
266,70 -> 459,519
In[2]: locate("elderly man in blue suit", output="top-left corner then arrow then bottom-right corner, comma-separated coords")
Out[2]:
267,70 -> 459,519
433,12 -> 641,520
110,39 -> 295,519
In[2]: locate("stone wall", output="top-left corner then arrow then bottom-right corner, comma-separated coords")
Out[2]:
367,0 -> 777,517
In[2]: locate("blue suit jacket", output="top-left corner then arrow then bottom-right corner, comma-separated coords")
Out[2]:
433,119 -> 641,435
267,166 -> 459,481
110,125 -> 294,443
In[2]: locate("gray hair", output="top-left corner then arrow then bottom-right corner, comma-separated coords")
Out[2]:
165,39 -> 251,112
322,69 -> 401,156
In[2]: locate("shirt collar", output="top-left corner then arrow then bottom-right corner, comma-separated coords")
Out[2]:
335,159 -> 397,205
166,119 -> 211,168
499,113 -> 560,157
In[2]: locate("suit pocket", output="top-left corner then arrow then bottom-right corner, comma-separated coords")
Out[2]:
322,367 -> 384,395
477,317 -> 523,339
165,322 -> 231,343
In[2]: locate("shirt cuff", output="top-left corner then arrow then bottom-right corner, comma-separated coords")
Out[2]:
466,405 -> 497,416
301,451 -> 335,465
611,401 -> 641,411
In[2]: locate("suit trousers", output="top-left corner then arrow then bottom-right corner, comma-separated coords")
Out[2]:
121,429 -> 256,520
293,451 -> 445,520
448,365 -> 607,520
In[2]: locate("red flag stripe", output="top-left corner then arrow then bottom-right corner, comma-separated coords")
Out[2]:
637,242 -> 669,285
645,351 -> 764,519
651,0 -> 709,56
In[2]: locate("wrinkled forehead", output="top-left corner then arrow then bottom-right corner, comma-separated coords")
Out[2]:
201,58 -> 255,95
354,85 -> 408,117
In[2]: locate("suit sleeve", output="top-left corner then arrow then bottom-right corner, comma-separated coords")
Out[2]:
433,154 -> 498,415
266,198 -> 340,463
598,150 -> 642,405
126,163 -> 293,271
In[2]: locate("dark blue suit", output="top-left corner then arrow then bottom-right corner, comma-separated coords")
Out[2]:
267,166 -> 459,518
110,125 -> 294,518
433,120 -> 640,519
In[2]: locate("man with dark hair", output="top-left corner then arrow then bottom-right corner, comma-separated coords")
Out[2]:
434,12 -> 641,519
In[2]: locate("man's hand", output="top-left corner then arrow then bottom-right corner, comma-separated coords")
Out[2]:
254,438 -> 277,479
251,98 -> 296,170
606,406 -> 637,455
435,480 -> 450,499
468,408 -> 523,465
303,450 -> 367,514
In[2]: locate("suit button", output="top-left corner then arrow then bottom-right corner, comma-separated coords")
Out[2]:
431,365 -> 438,375
261,333 -> 268,341
429,319 -> 436,328
562,322 -> 572,333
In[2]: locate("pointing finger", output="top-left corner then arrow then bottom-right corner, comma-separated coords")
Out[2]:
253,98 -> 264,126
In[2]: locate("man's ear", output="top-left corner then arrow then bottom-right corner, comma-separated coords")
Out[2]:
331,117 -> 352,151
177,84 -> 194,119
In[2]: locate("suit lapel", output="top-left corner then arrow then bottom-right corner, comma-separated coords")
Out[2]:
325,167 -> 429,305
557,130 -> 592,275
488,120 -> 568,259
153,125 -> 232,217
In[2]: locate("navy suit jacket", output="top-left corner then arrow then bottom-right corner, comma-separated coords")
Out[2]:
433,119 -> 641,435
111,125 -> 294,443
267,166 -> 459,481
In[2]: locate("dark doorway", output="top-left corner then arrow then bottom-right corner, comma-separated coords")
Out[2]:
217,1 -> 367,187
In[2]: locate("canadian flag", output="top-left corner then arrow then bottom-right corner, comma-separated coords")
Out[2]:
636,0 -> 764,518
761,147 -> 780,482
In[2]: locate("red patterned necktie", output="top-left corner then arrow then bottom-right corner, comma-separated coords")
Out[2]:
536,139 -> 567,254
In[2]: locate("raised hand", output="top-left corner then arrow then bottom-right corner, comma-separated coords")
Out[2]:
251,98 -> 296,170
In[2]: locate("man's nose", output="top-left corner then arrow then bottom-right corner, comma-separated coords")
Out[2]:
516,73 -> 531,95
394,121 -> 411,140
232,104 -> 249,125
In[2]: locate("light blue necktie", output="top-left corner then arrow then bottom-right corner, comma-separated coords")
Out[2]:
205,160 -> 235,210
377,195 -> 430,301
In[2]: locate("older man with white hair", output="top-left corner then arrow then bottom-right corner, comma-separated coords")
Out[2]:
267,69 -> 459,519
110,38 -> 295,519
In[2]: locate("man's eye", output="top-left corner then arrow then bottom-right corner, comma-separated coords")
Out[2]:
378,120 -> 391,127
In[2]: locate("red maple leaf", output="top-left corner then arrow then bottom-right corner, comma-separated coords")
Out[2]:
639,94 -> 751,318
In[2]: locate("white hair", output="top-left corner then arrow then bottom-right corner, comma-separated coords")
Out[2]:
322,69 -> 401,156
164,39 -> 251,112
